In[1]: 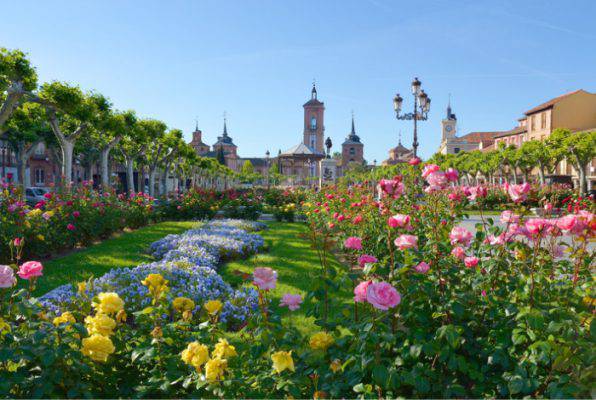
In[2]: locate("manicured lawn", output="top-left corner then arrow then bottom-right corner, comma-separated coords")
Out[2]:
221,221 -> 351,335
34,221 -> 197,295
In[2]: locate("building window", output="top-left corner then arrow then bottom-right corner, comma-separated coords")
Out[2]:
541,112 -> 546,129
310,134 -> 316,149
349,147 -> 355,155
531,115 -> 536,130
35,168 -> 45,185
454,148 -> 460,153
310,116 -> 317,130
310,163 -> 316,176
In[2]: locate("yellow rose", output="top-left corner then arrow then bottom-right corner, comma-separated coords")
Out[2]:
204,300 -> 223,315
173,297 -> 195,313
116,309 -> 127,323
151,326 -> 163,338
77,282 -> 87,295
36,234 -> 45,241
330,359 -> 342,373
142,273 -> 169,298
212,338 -> 237,359
142,273 -> 168,289
27,209 -> 42,218
205,358 -> 227,383
271,350 -> 294,373
53,311 -> 76,326
181,341 -> 210,369
85,314 -> 116,336
81,334 -> 115,362
309,332 -> 334,351
94,292 -> 124,315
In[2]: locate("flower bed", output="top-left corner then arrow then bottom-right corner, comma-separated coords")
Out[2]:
0,183 -> 156,263
40,219 -> 265,328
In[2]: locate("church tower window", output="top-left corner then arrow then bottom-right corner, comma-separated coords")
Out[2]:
310,116 -> 317,130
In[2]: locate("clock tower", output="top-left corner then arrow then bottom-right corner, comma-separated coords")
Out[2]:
303,83 -> 325,154
441,99 -> 457,141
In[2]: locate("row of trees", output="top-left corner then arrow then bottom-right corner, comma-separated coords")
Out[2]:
428,128 -> 595,194
0,47 -> 235,195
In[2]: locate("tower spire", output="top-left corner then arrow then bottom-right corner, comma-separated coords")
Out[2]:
350,110 -> 355,135
398,130 -> 402,145
223,111 -> 228,136
447,93 -> 452,119
311,79 -> 317,99
195,116 -> 198,131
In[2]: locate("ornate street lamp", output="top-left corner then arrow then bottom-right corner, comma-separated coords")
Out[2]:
393,77 -> 431,158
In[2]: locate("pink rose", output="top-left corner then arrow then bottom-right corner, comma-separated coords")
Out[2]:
280,293 -> 302,311
378,178 -> 404,198
408,157 -> 421,166
0,265 -> 16,288
421,164 -> 440,178
467,186 -> 487,201
500,210 -> 519,224
344,237 -> 363,250
445,168 -> 458,182
366,282 -> 401,310
352,215 -> 363,224
464,256 -> 479,268
394,234 -> 418,250
556,214 -> 577,232
354,280 -> 372,302
253,267 -> 277,290
357,254 -> 378,268
67,224 -> 76,231
17,261 -> 43,280
388,214 -> 410,229
451,246 -> 466,260
414,261 -> 430,274
449,227 -> 473,247
505,182 -> 531,203
525,218 -> 549,235
425,171 -> 448,188
73,211 -> 81,218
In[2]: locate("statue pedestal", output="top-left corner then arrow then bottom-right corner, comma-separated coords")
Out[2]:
319,158 -> 337,188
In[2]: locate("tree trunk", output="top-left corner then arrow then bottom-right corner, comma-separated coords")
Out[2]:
137,165 -> 144,194
125,156 -> 135,195
537,163 -> 545,185
100,137 -> 121,189
61,140 -> 75,188
148,168 -> 157,197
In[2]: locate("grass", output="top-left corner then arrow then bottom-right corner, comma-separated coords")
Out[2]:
220,221 -> 350,335
34,221 -> 196,296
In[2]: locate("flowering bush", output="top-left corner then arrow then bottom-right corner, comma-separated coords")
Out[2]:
0,182 -> 155,263
300,163 -> 594,397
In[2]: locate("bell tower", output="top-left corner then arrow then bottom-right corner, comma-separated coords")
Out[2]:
441,96 -> 457,141
303,82 -> 325,154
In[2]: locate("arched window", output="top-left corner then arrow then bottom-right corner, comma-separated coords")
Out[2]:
349,147 -> 355,155
310,134 -> 316,148
310,116 -> 317,130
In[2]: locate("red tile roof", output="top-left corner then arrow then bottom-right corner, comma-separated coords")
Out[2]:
524,89 -> 585,115
453,131 -> 503,143
494,126 -> 527,138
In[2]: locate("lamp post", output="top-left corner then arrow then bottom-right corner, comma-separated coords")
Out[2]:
393,77 -> 431,158
265,150 -> 270,189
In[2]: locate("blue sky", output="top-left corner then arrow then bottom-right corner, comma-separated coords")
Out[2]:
2,0 -> 595,161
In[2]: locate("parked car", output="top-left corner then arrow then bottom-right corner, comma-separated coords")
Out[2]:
25,187 -> 50,206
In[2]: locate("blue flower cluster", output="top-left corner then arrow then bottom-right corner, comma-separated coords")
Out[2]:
150,219 -> 265,265
40,219 -> 266,329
